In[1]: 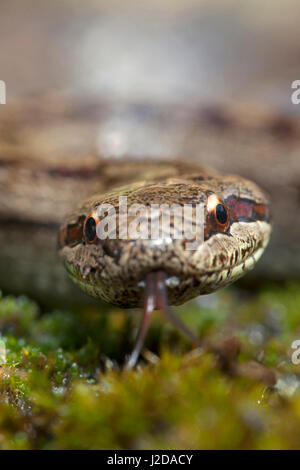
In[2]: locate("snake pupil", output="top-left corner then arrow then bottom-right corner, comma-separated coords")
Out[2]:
85,217 -> 97,242
215,204 -> 228,225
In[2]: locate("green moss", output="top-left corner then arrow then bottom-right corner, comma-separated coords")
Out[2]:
1,282 -> 300,449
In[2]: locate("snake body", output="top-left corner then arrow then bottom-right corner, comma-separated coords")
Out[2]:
59,162 -> 271,309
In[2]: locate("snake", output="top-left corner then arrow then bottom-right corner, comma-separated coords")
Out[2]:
58,160 -> 271,367
2,97 -> 300,308
0,99 -> 275,366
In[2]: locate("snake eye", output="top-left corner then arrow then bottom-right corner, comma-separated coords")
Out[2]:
84,217 -> 97,243
215,204 -> 228,225
207,194 -> 230,233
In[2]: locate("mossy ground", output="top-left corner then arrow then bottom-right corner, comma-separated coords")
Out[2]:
1,282 -> 300,449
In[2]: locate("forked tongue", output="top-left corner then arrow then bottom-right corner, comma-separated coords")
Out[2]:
125,271 -> 201,370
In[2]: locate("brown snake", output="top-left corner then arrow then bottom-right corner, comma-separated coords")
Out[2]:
9,97 -> 300,366
58,162 -> 271,367
2,98 -> 294,366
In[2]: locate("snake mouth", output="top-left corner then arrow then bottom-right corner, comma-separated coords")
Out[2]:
125,271 -> 201,369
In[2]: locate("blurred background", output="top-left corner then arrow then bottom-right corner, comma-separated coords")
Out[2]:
1,0 -> 300,109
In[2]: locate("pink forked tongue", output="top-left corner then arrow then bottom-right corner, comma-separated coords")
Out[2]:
125,271 -> 201,369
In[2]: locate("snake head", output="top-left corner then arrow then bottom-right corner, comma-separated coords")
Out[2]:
58,171 -> 271,309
